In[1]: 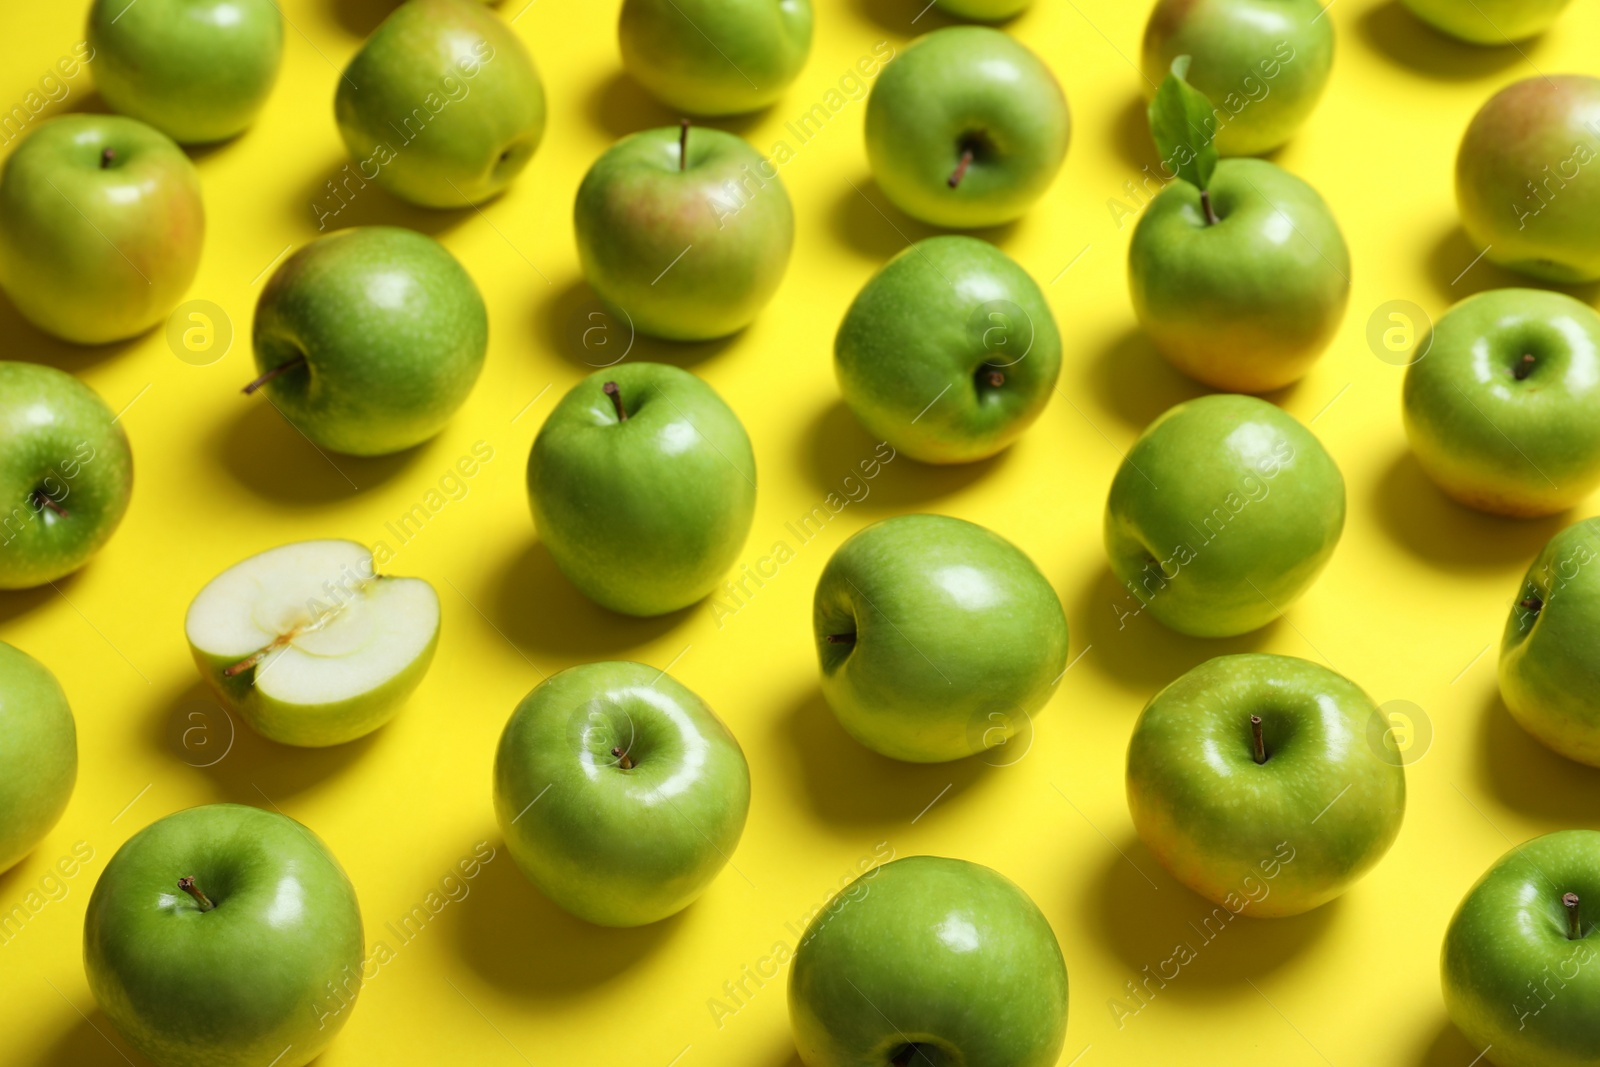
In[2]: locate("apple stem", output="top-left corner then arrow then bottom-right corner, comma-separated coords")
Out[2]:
1199,189 -> 1219,225
177,877 -> 215,912
679,119 -> 689,172
242,354 -> 307,395
610,746 -> 636,770
948,149 -> 974,189
1514,354 -> 1536,380
100,148 -> 115,169
603,381 -> 628,422
825,633 -> 856,645
1250,714 -> 1267,764
1566,892 -> 1583,939
31,490 -> 67,518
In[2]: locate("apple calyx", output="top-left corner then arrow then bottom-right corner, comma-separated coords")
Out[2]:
1514,354 -> 1536,381
242,354 -> 308,395
1566,892 -> 1583,939
1520,594 -> 1543,615
177,877 -> 216,912
603,381 -> 628,422
679,119 -> 690,173
1250,714 -> 1267,764
825,632 -> 856,645
30,489 -> 67,518
99,148 -> 116,169
610,745 -> 636,770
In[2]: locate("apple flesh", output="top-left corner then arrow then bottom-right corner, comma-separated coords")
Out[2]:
619,0 -> 813,115
185,540 -> 440,747
1443,830 -> 1600,1067
87,0 -> 284,144
835,235 -> 1061,463
494,661 -> 751,926
0,362 -> 134,590
0,115 -> 203,345
0,642 -> 76,874
1457,76 -> 1600,284
789,855 -> 1068,1067
1127,654 -> 1406,916
85,804 -> 364,1067
1405,0 -> 1572,44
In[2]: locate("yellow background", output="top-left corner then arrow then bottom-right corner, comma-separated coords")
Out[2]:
1,0 -> 1595,1063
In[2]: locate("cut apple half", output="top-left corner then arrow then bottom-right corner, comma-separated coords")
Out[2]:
185,540 -> 440,748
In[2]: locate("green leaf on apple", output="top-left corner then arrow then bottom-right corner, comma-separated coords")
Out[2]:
1148,56 -> 1218,196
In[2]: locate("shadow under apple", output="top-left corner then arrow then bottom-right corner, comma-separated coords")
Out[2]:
1474,686 -> 1600,823
1370,449 -> 1565,573
1082,325 -> 1211,434
0,290 -> 150,374
287,155 -> 468,242
586,71 -> 768,142
1412,1015 -> 1483,1066
214,398 -> 424,504
1357,1 -> 1531,81
800,400 -> 1004,510
1424,224 -> 1600,306
329,0 -> 403,37
451,835 -> 685,995
0,572 -> 80,627
851,0 -> 959,35
37,1008 -> 148,1067
534,276 -> 741,373
826,175 -> 1018,263
1110,92 -> 1163,176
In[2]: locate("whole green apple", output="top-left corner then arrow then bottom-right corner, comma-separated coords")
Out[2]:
185,539 -> 440,747
1142,0 -> 1332,156
1104,393 -> 1345,637
1443,830 -> 1600,1067
85,804 -> 364,1067
528,363 -> 756,616
619,0 -> 813,115
934,0 -> 1032,19
1499,518 -> 1600,764
814,514 -> 1068,763
1403,289 -> 1600,517
1127,654 -> 1406,917
0,642 -> 76,874
835,236 -> 1061,464
1404,0 -> 1572,44
0,362 -> 133,590
249,226 -> 488,456
0,115 -> 203,345
1457,76 -> 1600,284
494,661 -> 751,926
789,855 -> 1067,1067
87,0 -> 284,144
335,0 -> 546,208
574,123 -> 794,341
864,27 -> 1069,228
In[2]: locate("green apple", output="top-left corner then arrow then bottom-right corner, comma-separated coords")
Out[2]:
574,123 -> 794,341
813,514 -> 1068,763
0,362 -> 134,590
864,27 -> 1069,228
619,0 -> 813,115
185,539 -> 440,747
1403,289 -> 1600,518
527,363 -> 756,616
789,855 -> 1067,1067
934,0 -> 1032,19
335,0 -> 546,208
1405,0 -> 1572,44
1127,654 -> 1406,917
1499,518 -> 1600,764
494,661 -> 750,927
249,226 -> 487,456
85,804 -> 364,1067
0,642 -> 76,874
1142,0 -> 1332,157
1457,75 -> 1600,284
1104,393 -> 1345,637
0,115 -> 203,345
1130,61 -> 1349,393
87,0 -> 284,144
834,235 -> 1061,464
1443,830 -> 1600,1067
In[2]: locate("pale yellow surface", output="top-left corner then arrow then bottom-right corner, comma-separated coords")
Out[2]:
0,0 -> 1596,1063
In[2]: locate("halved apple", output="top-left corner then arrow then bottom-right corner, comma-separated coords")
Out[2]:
185,540 -> 439,747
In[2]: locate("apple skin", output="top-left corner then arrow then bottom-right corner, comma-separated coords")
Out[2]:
1457,76 -> 1600,284
1404,0 -> 1572,44
494,662 -> 751,927
1404,289 -> 1600,517
1499,518 -> 1600,764
835,235 -> 1061,464
1442,830 -> 1600,1067
1127,654 -> 1406,917
0,115 -> 204,345
1128,158 -> 1350,393
1104,394 -> 1345,637
251,226 -> 488,456
0,642 -> 76,874
814,514 -> 1068,763
574,125 -> 794,341
84,804 -> 364,1067
934,0 -> 1032,19
527,363 -> 757,616
87,0 -> 284,144
1142,0 -> 1332,157
865,27 -> 1069,228
789,855 -> 1067,1067
619,0 -> 813,115
0,362 -> 134,590
335,0 -> 546,208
